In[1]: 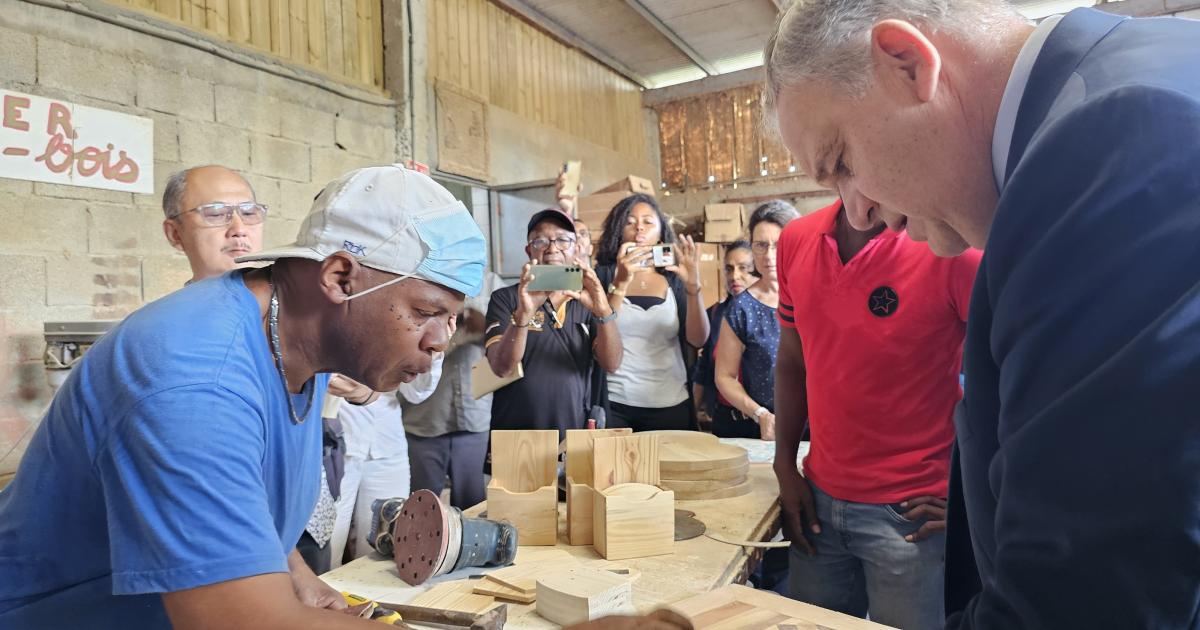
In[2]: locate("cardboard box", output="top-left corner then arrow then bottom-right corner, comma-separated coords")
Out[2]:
703,203 -> 745,243
697,243 -> 725,310
576,191 -> 634,235
594,175 -> 656,197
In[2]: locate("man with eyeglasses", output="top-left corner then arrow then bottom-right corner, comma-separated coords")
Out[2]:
485,208 -> 623,434
161,165 -> 267,284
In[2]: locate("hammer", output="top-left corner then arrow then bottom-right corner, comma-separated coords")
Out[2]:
376,602 -> 507,630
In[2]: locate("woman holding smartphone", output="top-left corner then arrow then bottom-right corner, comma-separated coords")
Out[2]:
595,194 -> 709,431
714,201 -> 800,440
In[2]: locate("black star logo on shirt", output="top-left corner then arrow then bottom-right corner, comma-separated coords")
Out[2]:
869,286 -> 899,317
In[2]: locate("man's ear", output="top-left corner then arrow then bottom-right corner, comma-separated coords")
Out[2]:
870,19 -> 941,103
162,220 -> 184,252
319,252 -> 358,304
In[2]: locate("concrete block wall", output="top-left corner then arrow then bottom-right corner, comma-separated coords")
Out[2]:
0,0 -> 402,474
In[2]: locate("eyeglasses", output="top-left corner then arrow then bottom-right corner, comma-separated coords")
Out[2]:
174,202 -> 269,227
528,236 -> 576,252
751,241 -> 778,254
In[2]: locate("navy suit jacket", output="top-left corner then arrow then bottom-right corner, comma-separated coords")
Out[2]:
949,8 -> 1200,629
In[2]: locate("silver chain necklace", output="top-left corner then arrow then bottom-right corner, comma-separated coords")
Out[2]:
268,278 -> 313,425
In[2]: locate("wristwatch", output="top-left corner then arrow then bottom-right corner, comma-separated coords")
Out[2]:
607,284 -> 626,297
753,407 -> 769,421
596,309 -> 619,325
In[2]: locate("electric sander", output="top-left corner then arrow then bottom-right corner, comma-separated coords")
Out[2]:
369,490 -> 518,585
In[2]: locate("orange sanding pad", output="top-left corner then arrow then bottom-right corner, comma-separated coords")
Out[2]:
392,489 -> 451,585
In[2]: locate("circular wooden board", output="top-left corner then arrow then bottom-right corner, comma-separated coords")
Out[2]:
659,440 -> 749,473
661,478 -> 752,501
660,460 -> 749,481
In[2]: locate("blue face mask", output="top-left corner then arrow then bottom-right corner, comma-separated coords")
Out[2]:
412,206 -> 488,298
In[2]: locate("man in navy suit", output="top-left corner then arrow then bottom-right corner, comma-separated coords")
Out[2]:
765,1 -> 1200,627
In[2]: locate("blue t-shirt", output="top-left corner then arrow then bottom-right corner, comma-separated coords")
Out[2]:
724,290 -> 780,412
0,271 -> 327,627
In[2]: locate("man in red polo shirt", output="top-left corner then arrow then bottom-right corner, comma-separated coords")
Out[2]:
774,199 -> 980,630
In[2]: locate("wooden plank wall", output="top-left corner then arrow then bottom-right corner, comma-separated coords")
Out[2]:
102,0 -> 386,90
426,0 -> 648,163
654,84 -> 794,190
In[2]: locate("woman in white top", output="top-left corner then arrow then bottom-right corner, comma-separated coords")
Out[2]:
595,194 -> 709,431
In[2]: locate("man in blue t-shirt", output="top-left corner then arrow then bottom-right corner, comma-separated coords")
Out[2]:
0,165 -> 487,628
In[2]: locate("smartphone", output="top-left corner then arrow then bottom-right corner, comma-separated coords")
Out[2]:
527,265 -> 583,292
652,244 -> 675,268
562,161 -> 582,197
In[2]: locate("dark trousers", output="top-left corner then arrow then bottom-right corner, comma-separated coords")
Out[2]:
407,431 -> 489,510
607,400 -> 692,432
295,531 -> 330,575
711,403 -> 762,439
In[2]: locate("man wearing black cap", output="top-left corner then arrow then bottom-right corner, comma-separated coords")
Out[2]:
485,208 -> 623,433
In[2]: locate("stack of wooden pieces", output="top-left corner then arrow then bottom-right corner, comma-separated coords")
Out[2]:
652,431 -> 751,500
472,548 -> 582,604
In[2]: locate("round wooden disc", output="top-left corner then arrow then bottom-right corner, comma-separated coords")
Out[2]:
664,478 -> 753,501
659,441 -> 748,473
392,489 -> 450,586
660,460 -> 749,481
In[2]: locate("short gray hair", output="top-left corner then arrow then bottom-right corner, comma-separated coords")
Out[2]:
764,0 -> 1021,108
161,165 -> 256,219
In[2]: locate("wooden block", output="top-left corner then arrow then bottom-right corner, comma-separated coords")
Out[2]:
484,564 -> 539,594
487,481 -> 557,546
669,584 -> 897,629
410,580 -> 498,614
473,578 -> 537,604
659,439 -> 748,474
564,428 -> 632,482
591,434 -> 660,491
592,483 -> 673,561
490,430 -> 558,492
566,478 -> 596,546
659,478 -> 752,501
536,567 -> 633,626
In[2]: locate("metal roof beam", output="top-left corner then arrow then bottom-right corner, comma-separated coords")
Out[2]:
622,0 -> 718,76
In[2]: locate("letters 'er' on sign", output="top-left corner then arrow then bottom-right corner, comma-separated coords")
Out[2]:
0,89 -> 153,194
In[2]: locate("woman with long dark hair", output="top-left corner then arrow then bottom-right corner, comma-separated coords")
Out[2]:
595,194 -> 710,431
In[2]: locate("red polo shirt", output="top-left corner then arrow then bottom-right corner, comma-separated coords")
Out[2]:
778,201 -> 981,503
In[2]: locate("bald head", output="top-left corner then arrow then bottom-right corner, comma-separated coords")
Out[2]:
161,165 -> 264,282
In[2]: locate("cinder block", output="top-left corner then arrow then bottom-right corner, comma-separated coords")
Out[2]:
0,25 -> 36,86
178,121 -> 250,171
250,134 -> 310,182
310,146 -> 378,186
215,85 -> 282,136
0,178 -> 34,195
278,180 -> 323,221
88,202 -> 170,256
263,218 -> 300,248
0,194 -> 89,254
135,64 -> 215,122
0,256 -> 46,311
33,182 -> 133,205
335,115 -> 390,158
147,112 -> 181,164
46,253 -> 142,308
281,101 -> 335,146
140,254 -> 193,302
38,37 -> 135,105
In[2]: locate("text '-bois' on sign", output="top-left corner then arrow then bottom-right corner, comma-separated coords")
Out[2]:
1,89 -> 153,194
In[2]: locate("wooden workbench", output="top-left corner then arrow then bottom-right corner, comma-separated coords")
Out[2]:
322,463 -> 787,628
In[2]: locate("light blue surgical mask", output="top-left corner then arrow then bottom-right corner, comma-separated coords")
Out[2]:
412,207 -> 487,298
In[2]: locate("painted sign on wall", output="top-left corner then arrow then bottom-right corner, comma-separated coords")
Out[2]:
0,89 -> 153,194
